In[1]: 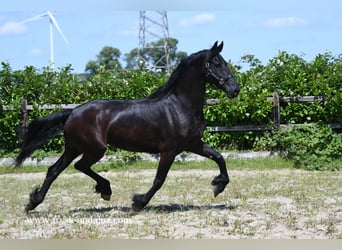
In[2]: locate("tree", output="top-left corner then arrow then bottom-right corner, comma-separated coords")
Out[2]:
85,46 -> 122,74
124,48 -> 140,70
125,38 -> 187,71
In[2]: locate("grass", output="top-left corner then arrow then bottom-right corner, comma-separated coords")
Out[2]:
0,156 -> 293,175
0,158 -> 341,239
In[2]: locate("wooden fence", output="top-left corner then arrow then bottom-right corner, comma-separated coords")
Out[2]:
208,93 -> 341,132
1,92 -> 341,132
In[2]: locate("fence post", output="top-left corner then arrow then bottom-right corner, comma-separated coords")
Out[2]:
21,99 -> 28,134
272,92 -> 280,126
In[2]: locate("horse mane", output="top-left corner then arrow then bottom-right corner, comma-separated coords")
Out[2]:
147,49 -> 208,100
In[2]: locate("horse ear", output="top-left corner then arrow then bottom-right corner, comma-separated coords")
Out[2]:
210,41 -> 223,54
207,41 -> 223,60
217,41 -> 224,52
210,41 -> 219,52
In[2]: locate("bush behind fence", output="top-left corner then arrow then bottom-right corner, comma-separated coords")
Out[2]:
1,52 -> 341,164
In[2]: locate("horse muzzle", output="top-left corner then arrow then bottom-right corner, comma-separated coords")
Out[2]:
224,79 -> 240,99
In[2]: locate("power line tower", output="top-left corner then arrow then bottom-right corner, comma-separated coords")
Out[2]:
138,11 -> 170,73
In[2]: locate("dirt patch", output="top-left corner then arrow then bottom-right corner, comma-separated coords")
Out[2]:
0,169 -> 341,239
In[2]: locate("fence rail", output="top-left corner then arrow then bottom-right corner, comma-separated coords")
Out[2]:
1,93 -> 341,132
206,93 -> 341,132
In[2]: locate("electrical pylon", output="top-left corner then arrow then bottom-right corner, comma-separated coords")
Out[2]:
138,11 -> 170,72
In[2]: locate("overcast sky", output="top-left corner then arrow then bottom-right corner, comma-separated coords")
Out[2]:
1,0 -> 341,73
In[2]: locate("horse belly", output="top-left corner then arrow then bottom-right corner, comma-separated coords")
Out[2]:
107,123 -> 161,153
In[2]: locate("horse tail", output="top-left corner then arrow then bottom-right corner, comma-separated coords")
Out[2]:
15,109 -> 73,167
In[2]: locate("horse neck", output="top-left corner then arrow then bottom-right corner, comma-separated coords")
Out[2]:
173,67 -> 206,110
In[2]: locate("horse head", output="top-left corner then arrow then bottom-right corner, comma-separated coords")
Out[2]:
204,41 -> 240,98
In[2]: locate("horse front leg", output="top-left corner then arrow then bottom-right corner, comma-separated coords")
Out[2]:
187,141 -> 229,197
132,152 -> 176,212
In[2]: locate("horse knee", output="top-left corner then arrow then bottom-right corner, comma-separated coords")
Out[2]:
215,154 -> 225,165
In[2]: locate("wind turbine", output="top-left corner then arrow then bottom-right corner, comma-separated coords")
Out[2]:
22,11 -> 69,69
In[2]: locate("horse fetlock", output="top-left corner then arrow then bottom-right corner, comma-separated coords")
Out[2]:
94,181 -> 112,193
211,174 -> 229,185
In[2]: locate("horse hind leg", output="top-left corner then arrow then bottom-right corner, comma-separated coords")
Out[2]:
25,150 -> 79,212
74,148 -> 112,201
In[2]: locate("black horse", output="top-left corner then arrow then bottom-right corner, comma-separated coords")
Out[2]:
15,41 -> 240,212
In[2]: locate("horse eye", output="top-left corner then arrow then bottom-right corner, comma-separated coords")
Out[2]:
212,58 -> 221,67
214,62 -> 222,67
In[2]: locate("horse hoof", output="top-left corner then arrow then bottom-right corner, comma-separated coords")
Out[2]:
25,204 -> 33,213
131,202 -> 144,212
132,194 -> 146,212
213,185 -> 222,197
211,175 -> 229,197
101,193 -> 111,201
25,199 -> 40,213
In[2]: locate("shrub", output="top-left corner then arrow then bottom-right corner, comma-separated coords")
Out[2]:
255,123 -> 342,171
0,51 -> 341,163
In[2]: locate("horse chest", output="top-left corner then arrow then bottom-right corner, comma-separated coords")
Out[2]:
190,114 -> 206,138
174,110 -> 206,139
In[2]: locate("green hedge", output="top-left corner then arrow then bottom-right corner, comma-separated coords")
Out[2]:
1,51 -> 341,158
203,52 -> 342,149
255,123 -> 342,171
